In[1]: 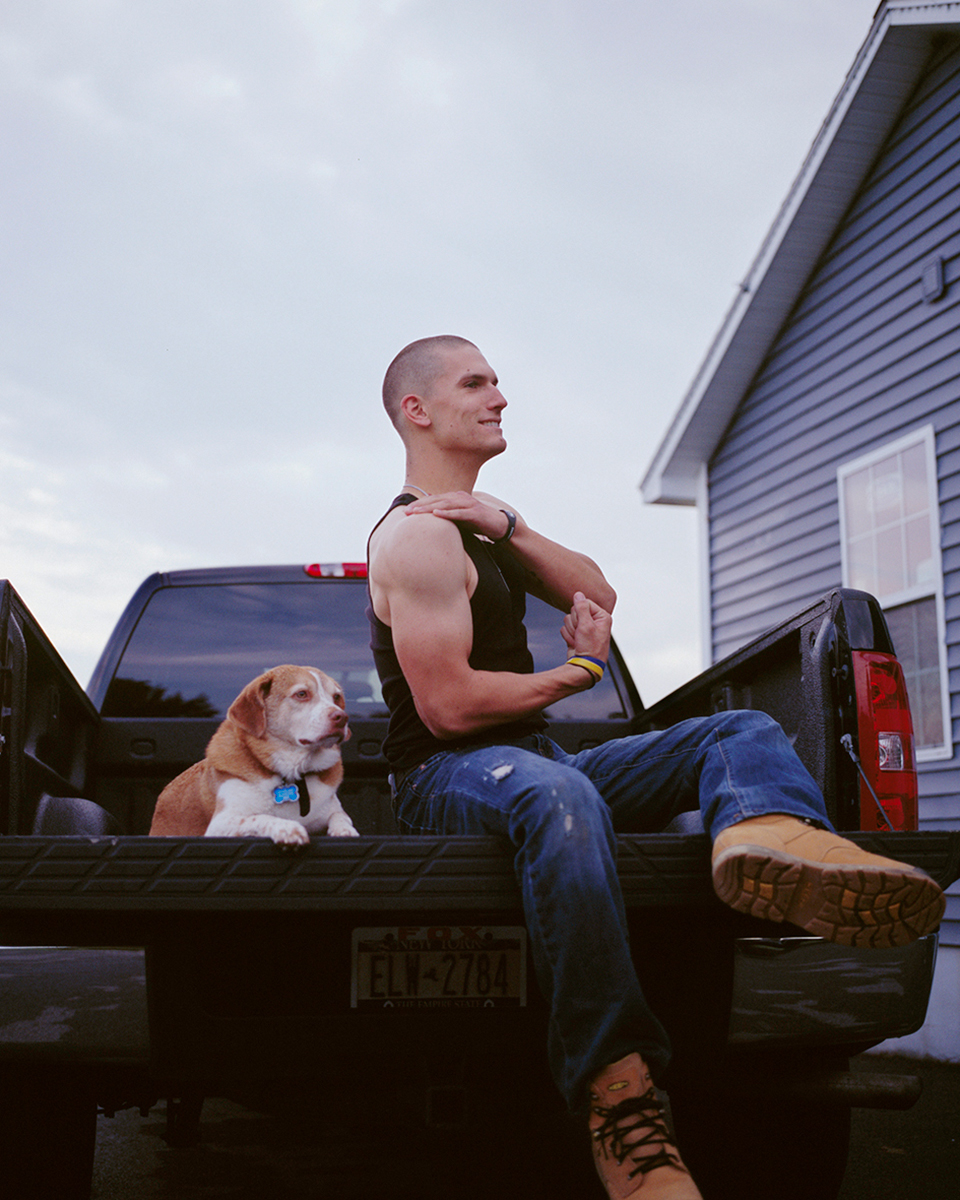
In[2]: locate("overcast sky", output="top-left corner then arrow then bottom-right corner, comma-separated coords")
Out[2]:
1,0 -> 881,703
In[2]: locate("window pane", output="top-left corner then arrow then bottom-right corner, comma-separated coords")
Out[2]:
912,596 -> 940,671
900,442 -> 929,518
843,469 -> 873,538
917,670 -> 946,749
100,580 -> 627,722
846,534 -> 876,594
884,599 -> 943,750
102,581 -> 387,717
875,524 -> 907,597
904,514 -> 934,589
887,603 -> 918,674
870,455 -> 903,523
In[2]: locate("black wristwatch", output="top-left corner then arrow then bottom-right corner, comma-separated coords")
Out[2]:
493,509 -> 517,544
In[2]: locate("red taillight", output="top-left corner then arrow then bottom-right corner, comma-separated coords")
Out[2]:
303,562 -> 368,578
851,651 -> 918,831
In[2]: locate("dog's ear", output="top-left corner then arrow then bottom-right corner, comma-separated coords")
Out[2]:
331,681 -> 351,742
228,673 -> 272,737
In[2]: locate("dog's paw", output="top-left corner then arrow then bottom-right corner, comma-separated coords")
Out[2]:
327,813 -> 360,838
272,821 -> 310,847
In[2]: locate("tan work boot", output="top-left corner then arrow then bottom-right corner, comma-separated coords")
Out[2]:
712,814 -> 945,947
588,1054 -> 702,1199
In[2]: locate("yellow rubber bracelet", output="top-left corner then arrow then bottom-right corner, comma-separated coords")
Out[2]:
567,656 -> 605,683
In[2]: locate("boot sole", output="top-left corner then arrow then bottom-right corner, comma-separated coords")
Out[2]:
712,846 -> 945,948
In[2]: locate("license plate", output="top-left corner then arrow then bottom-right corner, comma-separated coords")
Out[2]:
351,925 -> 527,1010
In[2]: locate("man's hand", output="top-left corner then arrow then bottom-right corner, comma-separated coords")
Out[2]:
404,490 -> 616,615
561,591 -> 612,663
403,491 -> 510,541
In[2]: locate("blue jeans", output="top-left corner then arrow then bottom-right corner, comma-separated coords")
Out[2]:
392,710 -> 831,1111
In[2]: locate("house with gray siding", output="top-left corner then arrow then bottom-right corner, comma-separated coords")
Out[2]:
643,0 -> 960,1059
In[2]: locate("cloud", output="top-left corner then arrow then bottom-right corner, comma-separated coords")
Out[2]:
0,0 -> 881,692
0,31 -> 132,140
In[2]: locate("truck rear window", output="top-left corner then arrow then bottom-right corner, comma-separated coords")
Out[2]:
101,580 -> 628,721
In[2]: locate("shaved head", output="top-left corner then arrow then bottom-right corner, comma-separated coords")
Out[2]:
382,335 -> 478,431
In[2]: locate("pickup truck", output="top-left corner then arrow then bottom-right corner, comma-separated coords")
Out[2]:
1,565 -> 958,1199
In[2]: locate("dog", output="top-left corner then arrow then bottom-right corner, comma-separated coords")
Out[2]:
149,664 -> 359,845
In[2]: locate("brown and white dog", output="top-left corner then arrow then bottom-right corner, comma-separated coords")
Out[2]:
149,664 -> 359,845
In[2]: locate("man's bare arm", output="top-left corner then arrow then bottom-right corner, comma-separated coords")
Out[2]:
372,513 -> 611,740
401,490 -> 617,614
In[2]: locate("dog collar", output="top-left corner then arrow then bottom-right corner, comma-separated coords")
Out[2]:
273,778 -> 311,817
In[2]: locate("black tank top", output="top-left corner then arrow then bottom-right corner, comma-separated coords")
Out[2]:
367,494 -> 547,772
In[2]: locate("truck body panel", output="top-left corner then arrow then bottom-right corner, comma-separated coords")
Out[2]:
2,569 -> 959,1197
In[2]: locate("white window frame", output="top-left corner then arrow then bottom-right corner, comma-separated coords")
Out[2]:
838,425 -> 951,761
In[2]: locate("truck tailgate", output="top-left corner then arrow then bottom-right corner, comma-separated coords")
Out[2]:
1,832 -> 957,931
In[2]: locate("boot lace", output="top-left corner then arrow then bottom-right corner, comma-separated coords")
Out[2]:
592,1087 -> 681,1181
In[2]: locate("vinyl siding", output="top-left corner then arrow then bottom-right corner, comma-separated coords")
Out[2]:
705,37 -> 960,946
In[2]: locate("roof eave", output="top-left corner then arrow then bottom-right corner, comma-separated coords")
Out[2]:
641,2 -> 956,507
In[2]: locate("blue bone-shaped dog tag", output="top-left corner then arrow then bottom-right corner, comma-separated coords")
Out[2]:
273,778 -> 311,817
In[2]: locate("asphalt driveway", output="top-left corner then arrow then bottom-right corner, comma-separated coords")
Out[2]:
90,1052 -> 959,1199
